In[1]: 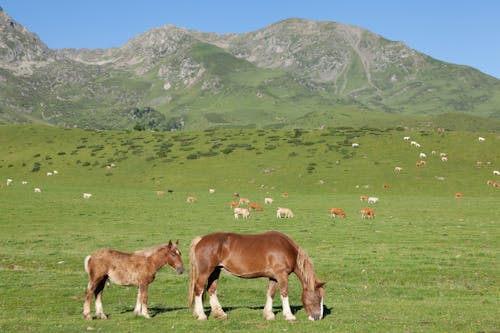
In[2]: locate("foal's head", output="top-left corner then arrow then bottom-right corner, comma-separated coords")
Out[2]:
164,240 -> 184,274
302,281 -> 326,321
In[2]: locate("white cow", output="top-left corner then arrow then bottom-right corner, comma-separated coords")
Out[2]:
368,197 -> 379,204
234,207 -> 250,219
209,188 -> 215,194
403,136 -> 411,141
6,179 -> 13,186
419,152 -> 427,159
34,188 -> 42,193
494,170 -> 500,176
352,143 -> 359,148
478,137 -> 485,142
83,193 -> 92,199
394,166 -> 402,173
264,197 -> 274,204
276,207 -> 294,218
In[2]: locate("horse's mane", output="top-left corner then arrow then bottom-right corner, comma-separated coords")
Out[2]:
296,246 -> 318,291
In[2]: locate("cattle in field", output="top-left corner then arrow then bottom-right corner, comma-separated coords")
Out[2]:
6,179 -> 13,186
34,187 -> 41,193
368,197 -> 379,204
264,197 -> 274,204
329,208 -> 346,218
419,152 -> 427,159
156,191 -> 165,196
230,201 -> 240,209
478,137 -> 485,142
416,160 -> 426,167
493,170 -> 500,176
186,196 -> 197,203
360,208 -> 375,219
281,192 -> 289,198
47,172 -> 53,176
239,197 -> 250,205
276,207 -> 294,218
394,166 -> 402,173
22,181 -> 28,185
209,188 -> 215,194
455,192 -> 463,198
359,195 -> 368,201
441,156 -> 448,162
403,136 -> 411,141
352,143 -> 359,148
234,207 -> 250,219
382,183 -> 390,189
248,203 -> 263,211
83,193 -> 92,199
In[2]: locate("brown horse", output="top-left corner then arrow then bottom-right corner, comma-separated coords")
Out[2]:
83,240 -> 184,320
188,231 -> 325,321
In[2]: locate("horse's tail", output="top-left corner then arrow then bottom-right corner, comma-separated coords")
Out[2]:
84,255 -> 91,275
188,236 -> 203,307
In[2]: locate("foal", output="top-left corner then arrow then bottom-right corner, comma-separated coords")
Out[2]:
83,240 -> 184,320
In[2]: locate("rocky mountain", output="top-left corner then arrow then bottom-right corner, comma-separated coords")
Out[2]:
1,8 -> 499,130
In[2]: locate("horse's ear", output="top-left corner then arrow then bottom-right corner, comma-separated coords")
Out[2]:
175,239 -> 179,246
167,240 -> 173,248
316,281 -> 326,289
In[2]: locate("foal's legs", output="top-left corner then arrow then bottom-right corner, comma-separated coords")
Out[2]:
263,279 -> 277,320
83,277 -> 108,320
207,268 -> 226,319
134,284 -> 151,318
94,279 -> 108,319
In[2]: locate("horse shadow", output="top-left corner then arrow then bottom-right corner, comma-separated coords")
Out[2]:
121,306 -> 188,317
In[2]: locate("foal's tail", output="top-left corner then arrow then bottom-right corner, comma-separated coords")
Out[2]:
84,255 -> 91,275
188,236 -> 202,308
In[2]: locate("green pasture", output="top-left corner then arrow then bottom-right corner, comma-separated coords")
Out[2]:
0,125 -> 498,332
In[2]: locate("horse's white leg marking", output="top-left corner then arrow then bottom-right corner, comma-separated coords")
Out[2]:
281,295 -> 296,321
134,289 -> 142,316
263,293 -> 275,320
83,283 -> 92,320
139,285 -> 150,318
95,291 -> 107,319
209,291 -> 227,319
193,294 -> 207,320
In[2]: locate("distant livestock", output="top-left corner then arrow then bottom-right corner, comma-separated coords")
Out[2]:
419,152 -> 427,159
264,197 -> 274,204
229,201 -> 239,209
403,136 -> 411,141
276,207 -> 294,218
394,167 -> 402,173
34,187 -> 41,193
478,137 -> 485,142
493,170 -> 500,176
234,207 -> 250,219
368,197 -> 379,204
239,197 -> 251,205
359,195 -> 369,201
352,143 -> 359,148
186,196 -> 197,203
455,192 -> 464,198
6,179 -> 13,186
416,160 -> 426,167
360,208 -> 375,219
83,193 -> 92,199
248,203 -> 263,211
329,208 -> 346,218
209,188 -> 215,194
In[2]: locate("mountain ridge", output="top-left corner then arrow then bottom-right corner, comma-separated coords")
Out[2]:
0,10 -> 499,130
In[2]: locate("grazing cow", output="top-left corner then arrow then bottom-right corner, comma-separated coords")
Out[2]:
478,137 -> 485,142
34,187 -> 41,193
230,201 -> 240,209
264,197 -> 274,204
22,181 -> 28,185
455,192 -> 464,198
186,196 -> 197,203
276,207 -> 294,218
419,152 -> 427,159
47,172 -> 53,176
403,136 -> 411,141
83,241 -> 184,320
382,184 -> 390,189
6,178 -> 13,186
493,170 -> 500,176
360,208 -> 375,219
209,189 -> 215,194
239,197 -> 250,205
167,189 -> 174,193
352,143 -> 359,148
368,197 -> 379,204
441,156 -> 448,162
234,207 -> 250,219
359,195 -> 368,201
410,141 -> 418,147
156,191 -> 165,196
416,160 -> 426,167
394,167 -> 402,173
281,192 -> 289,198
329,208 -> 346,218
83,193 -> 92,199
248,203 -> 263,211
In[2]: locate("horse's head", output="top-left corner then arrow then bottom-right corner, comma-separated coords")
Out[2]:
302,281 -> 325,321
166,240 -> 184,274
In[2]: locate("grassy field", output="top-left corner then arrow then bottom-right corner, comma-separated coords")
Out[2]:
0,125 -> 499,332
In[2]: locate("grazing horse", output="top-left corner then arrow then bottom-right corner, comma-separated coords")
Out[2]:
83,241 -> 184,320
360,208 -> 375,219
188,231 -> 325,321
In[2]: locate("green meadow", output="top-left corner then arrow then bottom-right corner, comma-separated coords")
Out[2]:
0,124 -> 498,332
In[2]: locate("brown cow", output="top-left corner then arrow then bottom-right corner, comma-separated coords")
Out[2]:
360,208 -> 375,219
329,208 -> 346,218
249,203 -> 264,211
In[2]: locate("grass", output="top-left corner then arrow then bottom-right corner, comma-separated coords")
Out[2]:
0,124 -> 499,332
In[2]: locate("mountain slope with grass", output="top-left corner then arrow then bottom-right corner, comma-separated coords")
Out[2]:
1,9 -> 499,131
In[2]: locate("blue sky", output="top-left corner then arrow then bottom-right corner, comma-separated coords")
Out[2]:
2,0 -> 499,79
